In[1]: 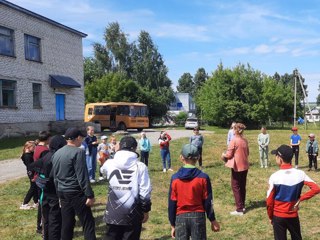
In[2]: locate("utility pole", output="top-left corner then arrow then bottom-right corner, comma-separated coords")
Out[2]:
293,69 -> 297,127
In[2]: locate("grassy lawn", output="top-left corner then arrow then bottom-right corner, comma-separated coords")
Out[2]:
1,128 -> 320,239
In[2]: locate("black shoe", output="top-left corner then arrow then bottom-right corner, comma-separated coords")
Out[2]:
308,168 -> 311,171
36,229 -> 42,234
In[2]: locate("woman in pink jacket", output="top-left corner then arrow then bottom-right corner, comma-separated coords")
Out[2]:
221,123 -> 249,216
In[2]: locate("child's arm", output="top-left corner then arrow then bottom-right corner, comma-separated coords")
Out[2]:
299,175 -> 320,202
168,178 -> 177,230
266,179 -> 275,223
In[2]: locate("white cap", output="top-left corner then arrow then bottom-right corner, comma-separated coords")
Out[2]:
101,135 -> 108,140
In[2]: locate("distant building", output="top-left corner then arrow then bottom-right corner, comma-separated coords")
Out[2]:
0,0 -> 87,137
305,107 -> 320,123
169,92 -> 196,116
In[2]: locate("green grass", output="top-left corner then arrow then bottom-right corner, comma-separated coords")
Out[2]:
0,136 -> 38,160
1,129 -> 320,239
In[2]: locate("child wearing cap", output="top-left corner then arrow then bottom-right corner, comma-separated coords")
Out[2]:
168,144 -> 220,239
290,126 -> 301,168
100,136 -> 152,240
190,127 -> 204,168
267,145 -> 320,240
305,133 -> 318,171
97,135 -> 109,180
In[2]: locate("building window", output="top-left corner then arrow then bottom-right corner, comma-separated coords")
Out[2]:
33,83 -> 41,108
24,34 -> 41,62
0,80 -> 16,107
0,26 -> 14,57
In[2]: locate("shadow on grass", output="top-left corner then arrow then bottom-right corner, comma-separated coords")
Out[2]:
245,200 -> 266,213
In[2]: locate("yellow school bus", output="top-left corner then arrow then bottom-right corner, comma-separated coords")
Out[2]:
84,102 -> 149,131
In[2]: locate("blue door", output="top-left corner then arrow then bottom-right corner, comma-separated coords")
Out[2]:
56,94 -> 65,121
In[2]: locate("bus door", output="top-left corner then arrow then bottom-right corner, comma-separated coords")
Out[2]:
110,107 -> 117,129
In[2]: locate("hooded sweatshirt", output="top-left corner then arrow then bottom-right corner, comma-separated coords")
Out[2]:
168,165 -> 216,226
100,150 -> 152,225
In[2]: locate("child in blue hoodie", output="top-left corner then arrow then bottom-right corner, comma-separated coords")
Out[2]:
168,144 -> 220,239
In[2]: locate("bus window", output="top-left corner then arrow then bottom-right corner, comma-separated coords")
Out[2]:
130,106 -> 139,117
94,106 -> 111,115
140,106 -> 148,116
117,105 -> 129,116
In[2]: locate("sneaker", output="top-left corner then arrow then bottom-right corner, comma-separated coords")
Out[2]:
308,168 -> 311,171
168,168 -> 174,172
260,166 -> 264,168
31,203 -> 39,209
99,176 -> 104,181
230,211 -> 244,216
163,169 -> 167,173
90,179 -> 96,183
20,204 -> 31,210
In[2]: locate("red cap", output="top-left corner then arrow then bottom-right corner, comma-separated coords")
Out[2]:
291,126 -> 298,131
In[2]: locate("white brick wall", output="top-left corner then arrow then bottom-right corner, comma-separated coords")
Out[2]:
0,4 -> 85,128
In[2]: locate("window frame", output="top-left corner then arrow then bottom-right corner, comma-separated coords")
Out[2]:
0,79 -> 17,108
24,34 -> 41,62
0,26 -> 15,57
32,83 -> 42,109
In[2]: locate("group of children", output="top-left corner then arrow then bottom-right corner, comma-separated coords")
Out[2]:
19,125 -> 320,240
257,126 -> 319,171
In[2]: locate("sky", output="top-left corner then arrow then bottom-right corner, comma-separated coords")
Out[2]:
8,0 -> 320,102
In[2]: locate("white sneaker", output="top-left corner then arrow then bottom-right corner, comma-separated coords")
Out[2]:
163,169 -> 167,173
20,204 -> 31,210
230,211 -> 244,216
99,176 -> 104,181
31,203 -> 39,209
168,168 -> 174,172
90,179 -> 96,183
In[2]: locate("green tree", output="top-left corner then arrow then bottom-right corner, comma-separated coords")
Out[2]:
83,57 -> 105,84
176,73 -> 194,94
194,68 -> 208,92
104,22 -> 133,75
196,63 -> 264,127
317,83 -> 320,105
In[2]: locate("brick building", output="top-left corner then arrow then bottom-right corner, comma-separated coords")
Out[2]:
0,0 -> 87,137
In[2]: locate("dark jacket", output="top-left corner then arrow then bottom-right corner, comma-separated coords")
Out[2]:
52,145 -> 94,199
21,152 -> 34,180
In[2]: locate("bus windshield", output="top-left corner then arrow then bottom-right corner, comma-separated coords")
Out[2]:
129,106 -> 148,117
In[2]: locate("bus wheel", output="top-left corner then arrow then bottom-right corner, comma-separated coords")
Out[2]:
137,128 -> 143,132
118,122 -> 127,131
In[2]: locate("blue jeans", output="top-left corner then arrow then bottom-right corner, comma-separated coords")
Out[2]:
160,148 -> 171,169
86,149 -> 97,180
175,212 -> 206,240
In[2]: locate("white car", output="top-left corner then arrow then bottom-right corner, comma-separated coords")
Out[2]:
184,118 -> 199,129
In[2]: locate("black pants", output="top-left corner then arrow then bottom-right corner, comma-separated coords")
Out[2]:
58,191 -> 96,240
23,180 -> 38,205
104,223 -> 142,240
292,146 -> 299,166
37,188 -> 42,232
140,151 -> 149,166
198,147 -> 203,167
272,216 -> 302,240
308,154 -> 318,170
42,197 -> 62,240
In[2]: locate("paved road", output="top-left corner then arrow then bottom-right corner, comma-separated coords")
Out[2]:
0,129 -> 209,184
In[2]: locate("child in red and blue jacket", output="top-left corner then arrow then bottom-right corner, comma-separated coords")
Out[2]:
168,144 -> 220,239
267,145 -> 320,240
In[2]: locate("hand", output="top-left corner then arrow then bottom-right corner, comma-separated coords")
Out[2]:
85,198 -> 95,207
142,212 -> 149,223
221,153 -> 227,162
211,220 -> 220,232
269,219 -> 273,225
171,226 -> 175,239
292,200 -> 300,211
